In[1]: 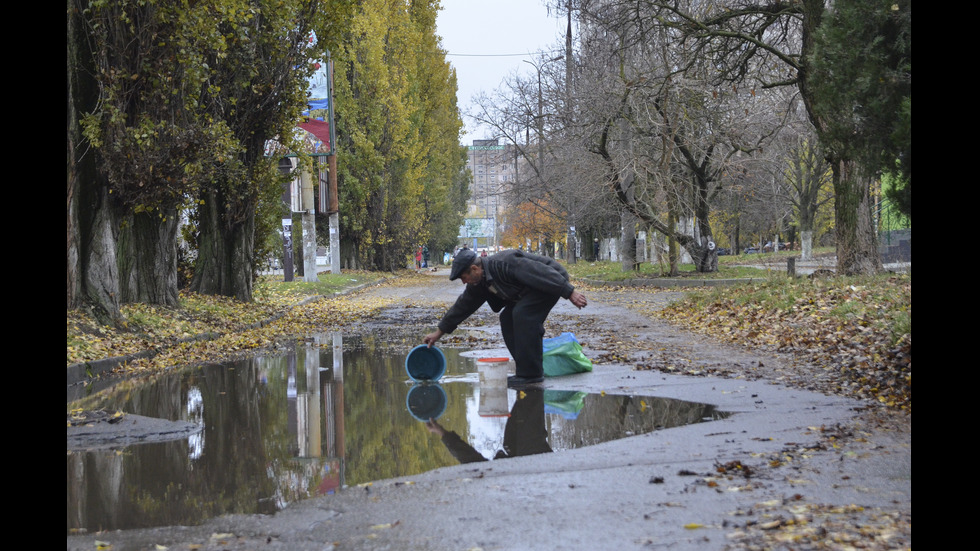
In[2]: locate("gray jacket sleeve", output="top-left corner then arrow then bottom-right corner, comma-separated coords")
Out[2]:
437,286 -> 487,334
440,431 -> 488,464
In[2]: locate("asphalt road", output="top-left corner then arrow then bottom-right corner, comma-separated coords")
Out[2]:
68,271 -> 911,550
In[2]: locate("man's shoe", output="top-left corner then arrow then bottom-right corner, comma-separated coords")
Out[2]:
507,375 -> 544,387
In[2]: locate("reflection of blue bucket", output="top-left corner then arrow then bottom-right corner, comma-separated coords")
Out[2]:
405,345 -> 446,381
406,383 -> 448,421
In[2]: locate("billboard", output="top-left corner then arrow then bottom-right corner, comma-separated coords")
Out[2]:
459,218 -> 495,238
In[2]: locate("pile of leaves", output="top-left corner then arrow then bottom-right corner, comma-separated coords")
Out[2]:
654,274 -> 911,411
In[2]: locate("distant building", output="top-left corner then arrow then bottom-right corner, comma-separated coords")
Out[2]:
467,139 -> 514,218
465,139 -> 518,248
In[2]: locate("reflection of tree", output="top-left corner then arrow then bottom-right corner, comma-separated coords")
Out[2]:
338,336 -> 459,484
70,342 -> 462,532
69,373 -> 210,531
67,357 -> 299,531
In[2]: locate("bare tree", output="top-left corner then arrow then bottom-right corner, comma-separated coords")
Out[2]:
560,2 -> 788,272
471,56 -> 621,259
778,134 -> 833,260
572,0 -> 896,274
476,2 -> 797,273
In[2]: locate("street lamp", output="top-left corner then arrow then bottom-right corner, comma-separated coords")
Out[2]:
523,56 -> 575,261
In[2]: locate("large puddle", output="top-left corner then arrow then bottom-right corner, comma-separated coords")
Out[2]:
67,334 -> 729,534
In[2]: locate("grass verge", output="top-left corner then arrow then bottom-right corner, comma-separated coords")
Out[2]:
566,260 -> 788,281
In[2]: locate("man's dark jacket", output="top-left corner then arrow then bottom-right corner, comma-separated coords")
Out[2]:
438,250 -> 574,334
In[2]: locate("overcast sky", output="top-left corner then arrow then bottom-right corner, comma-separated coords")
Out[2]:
436,0 -> 565,142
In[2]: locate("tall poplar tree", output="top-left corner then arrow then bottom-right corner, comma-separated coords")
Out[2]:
190,0 -> 326,301
408,0 -> 468,261
69,0 -> 354,317
70,0 -> 234,313
333,0 -> 464,270
811,0 -> 911,221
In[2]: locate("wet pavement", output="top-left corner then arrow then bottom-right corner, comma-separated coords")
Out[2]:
67,272 -> 911,550
68,336 -> 729,534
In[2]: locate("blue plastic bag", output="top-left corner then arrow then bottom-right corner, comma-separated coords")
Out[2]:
542,332 -> 593,377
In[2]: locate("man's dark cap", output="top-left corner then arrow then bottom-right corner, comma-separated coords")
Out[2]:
449,249 -> 477,280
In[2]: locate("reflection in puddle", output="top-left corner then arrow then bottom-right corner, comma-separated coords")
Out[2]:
66,335 -> 729,533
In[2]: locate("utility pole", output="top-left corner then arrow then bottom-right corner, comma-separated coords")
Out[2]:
300,164 -> 318,282
279,157 -> 296,282
565,4 -> 577,263
327,56 -> 341,274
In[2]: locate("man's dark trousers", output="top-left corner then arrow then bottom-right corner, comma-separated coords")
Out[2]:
498,289 -> 560,378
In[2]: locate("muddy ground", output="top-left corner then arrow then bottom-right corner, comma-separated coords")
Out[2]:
67,271 -> 910,550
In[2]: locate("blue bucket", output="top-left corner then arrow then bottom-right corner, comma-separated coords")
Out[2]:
405,345 -> 446,381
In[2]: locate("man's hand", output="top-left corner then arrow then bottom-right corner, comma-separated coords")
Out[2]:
569,291 -> 588,309
423,329 -> 445,347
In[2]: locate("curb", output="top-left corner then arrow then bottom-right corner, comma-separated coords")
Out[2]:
579,277 -> 764,288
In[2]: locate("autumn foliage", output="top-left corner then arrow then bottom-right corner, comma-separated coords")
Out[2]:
499,200 -> 568,250
657,275 -> 911,411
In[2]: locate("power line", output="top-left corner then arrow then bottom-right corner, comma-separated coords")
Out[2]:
446,50 -> 558,58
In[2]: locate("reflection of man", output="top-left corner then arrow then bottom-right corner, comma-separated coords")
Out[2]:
426,388 -> 552,463
423,249 -> 587,386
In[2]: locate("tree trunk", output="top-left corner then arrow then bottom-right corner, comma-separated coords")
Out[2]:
294,218 -> 304,277
67,166 -> 79,309
117,210 -> 180,305
80,181 -> 122,324
679,236 -> 718,273
192,187 -> 256,302
832,157 -> 882,275
67,0 -> 82,310
72,126 -> 122,323
733,216 -> 741,257
341,240 -> 359,270
68,0 -> 121,324
665,199 -> 679,276
620,211 -> 638,272
801,230 -> 813,261
691,164 -> 719,273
